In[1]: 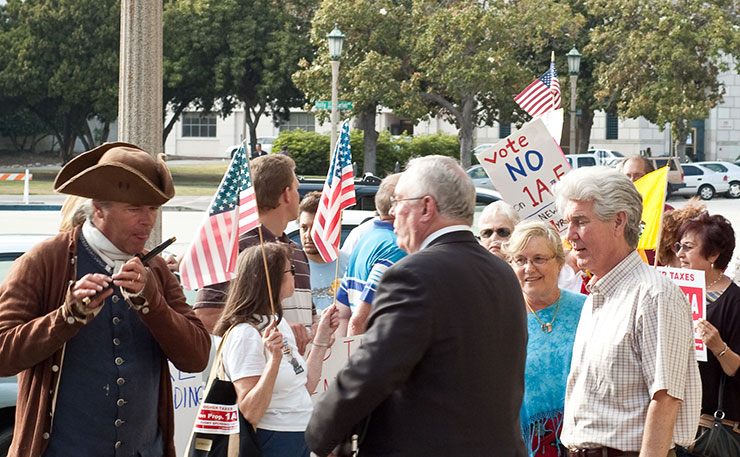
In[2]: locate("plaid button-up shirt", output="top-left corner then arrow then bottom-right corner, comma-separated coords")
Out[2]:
561,251 -> 701,451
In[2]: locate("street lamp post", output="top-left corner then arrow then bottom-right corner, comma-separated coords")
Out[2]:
327,25 -> 345,154
567,46 -> 582,155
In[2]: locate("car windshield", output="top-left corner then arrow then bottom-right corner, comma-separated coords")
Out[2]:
611,151 -> 624,157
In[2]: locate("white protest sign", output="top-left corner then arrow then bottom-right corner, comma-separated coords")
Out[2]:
656,267 -> 707,362
169,362 -> 206,456
540,108 -> 564,145
475,118 -> 570,233
310,335 -> 363,402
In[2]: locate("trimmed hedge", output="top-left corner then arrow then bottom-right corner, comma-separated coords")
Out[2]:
273,129 -> 460,177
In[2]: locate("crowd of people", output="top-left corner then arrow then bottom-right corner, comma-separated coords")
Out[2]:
0,141 -> 737,457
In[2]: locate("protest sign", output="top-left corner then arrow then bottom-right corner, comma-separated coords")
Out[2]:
475,118 -> 570,233
170,362 -> 206,455
311,335 -> 363,402
656,267 -> 707,362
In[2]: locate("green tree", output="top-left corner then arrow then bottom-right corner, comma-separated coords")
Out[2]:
401,0 -> 579,167
587,0 -> 740,160
0,0 -> 119,161
293,0 -> 411,174
163,0 -> 316,151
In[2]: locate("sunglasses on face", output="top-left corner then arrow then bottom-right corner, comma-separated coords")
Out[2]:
672,242 -> 695,254
285,264 -> 296,276
480,228 -> 512,239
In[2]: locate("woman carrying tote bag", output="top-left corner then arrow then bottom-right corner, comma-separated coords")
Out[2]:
213,242 -> 338,457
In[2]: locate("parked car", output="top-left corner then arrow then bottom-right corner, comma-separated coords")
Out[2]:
565,153 -> 599,169
224,137 -> 277,158
676,163 -> 730,200
472,144 -> 495,156
644,156 -> 686,195
298,174 -> 383,211
695,161 -> 740,198
0,234 -> 54,456
586,149 -> 625,167
466,165 -> 495,190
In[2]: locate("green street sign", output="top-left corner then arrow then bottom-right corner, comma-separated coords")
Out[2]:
314,100 -> 353,110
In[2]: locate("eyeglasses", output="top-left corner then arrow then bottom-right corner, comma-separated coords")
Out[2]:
511,255 -> 555,267
389,196 -> 424,208
672,242 -> 695,254
285,264 -> 296,276
480,228 -> 512,239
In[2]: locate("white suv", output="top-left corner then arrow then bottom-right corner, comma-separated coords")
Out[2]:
586,149 -> 625,167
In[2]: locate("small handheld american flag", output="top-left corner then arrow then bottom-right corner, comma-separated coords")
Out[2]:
310,120 -> 356,263
180,143 -> 260,290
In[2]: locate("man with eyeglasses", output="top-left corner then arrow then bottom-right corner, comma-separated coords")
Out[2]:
555,166 -> 701,457
307,155 -> 528,457
478,201 -> 521,258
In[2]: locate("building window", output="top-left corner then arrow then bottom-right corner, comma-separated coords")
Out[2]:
182,112 -> 217,137
606,113 -> 619,140
279,112 -> 315,132
499,123 -> 511,138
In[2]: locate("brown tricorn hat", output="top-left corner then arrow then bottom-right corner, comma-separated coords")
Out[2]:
53,142 -> 175,206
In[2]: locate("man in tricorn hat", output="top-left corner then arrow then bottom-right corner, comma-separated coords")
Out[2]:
0,142 -> 211,457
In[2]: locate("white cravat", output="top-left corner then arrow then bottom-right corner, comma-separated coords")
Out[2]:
81,219 -> 132,274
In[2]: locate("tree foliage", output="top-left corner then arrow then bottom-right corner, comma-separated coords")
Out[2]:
0,0 -> 119,161
293,0 -> 410,174
587,0 -> 740,158
297,0 -> 580,169
163,0 -> 316,150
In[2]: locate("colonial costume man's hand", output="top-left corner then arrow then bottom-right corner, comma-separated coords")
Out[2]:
66,273 -> 113,322
113,257 -> 148,295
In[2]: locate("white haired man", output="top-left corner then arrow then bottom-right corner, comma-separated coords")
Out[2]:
306,155 -> 527,457
556,166 -> 701,457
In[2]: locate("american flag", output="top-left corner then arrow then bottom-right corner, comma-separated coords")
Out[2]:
180,143 -> 259,290
311,120 -> 356,262
514,61 -> 561,117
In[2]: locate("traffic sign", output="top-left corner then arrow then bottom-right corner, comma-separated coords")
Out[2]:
314,100 -> 353,110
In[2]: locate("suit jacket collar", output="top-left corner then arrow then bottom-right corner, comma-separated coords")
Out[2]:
424,227 -> 476,249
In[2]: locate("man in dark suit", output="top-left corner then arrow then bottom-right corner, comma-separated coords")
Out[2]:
306,155 -> 528,457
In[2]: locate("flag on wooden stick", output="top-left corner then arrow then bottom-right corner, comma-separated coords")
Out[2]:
180,143 -> 260,289
311,120 -> 356,262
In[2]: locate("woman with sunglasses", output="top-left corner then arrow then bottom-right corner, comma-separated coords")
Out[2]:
478,201 -> 520,258
503,221 -> 586,457
673,212 -> 740,456
213,242 -> 339,457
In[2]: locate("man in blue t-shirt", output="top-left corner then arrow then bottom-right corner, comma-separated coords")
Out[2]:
336,174 -> 406,336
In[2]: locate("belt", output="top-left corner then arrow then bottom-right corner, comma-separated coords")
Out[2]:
567,448 -> 638,457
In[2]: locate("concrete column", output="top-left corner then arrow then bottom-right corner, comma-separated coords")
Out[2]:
118,0 -> 164,246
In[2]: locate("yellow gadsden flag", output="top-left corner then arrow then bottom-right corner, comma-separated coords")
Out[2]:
634,166 -> 670,251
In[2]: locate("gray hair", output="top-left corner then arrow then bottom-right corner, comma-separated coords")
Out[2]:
375,173 -> 401,218
480,201 -> 520,226
618,156 -> 654,174
502,220 -> 565,265
554,166 -> 643,248
403,155 -> 475,225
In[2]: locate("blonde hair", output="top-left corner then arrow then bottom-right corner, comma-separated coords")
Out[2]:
59,195 -> 92,232
502,220 -> 566,266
